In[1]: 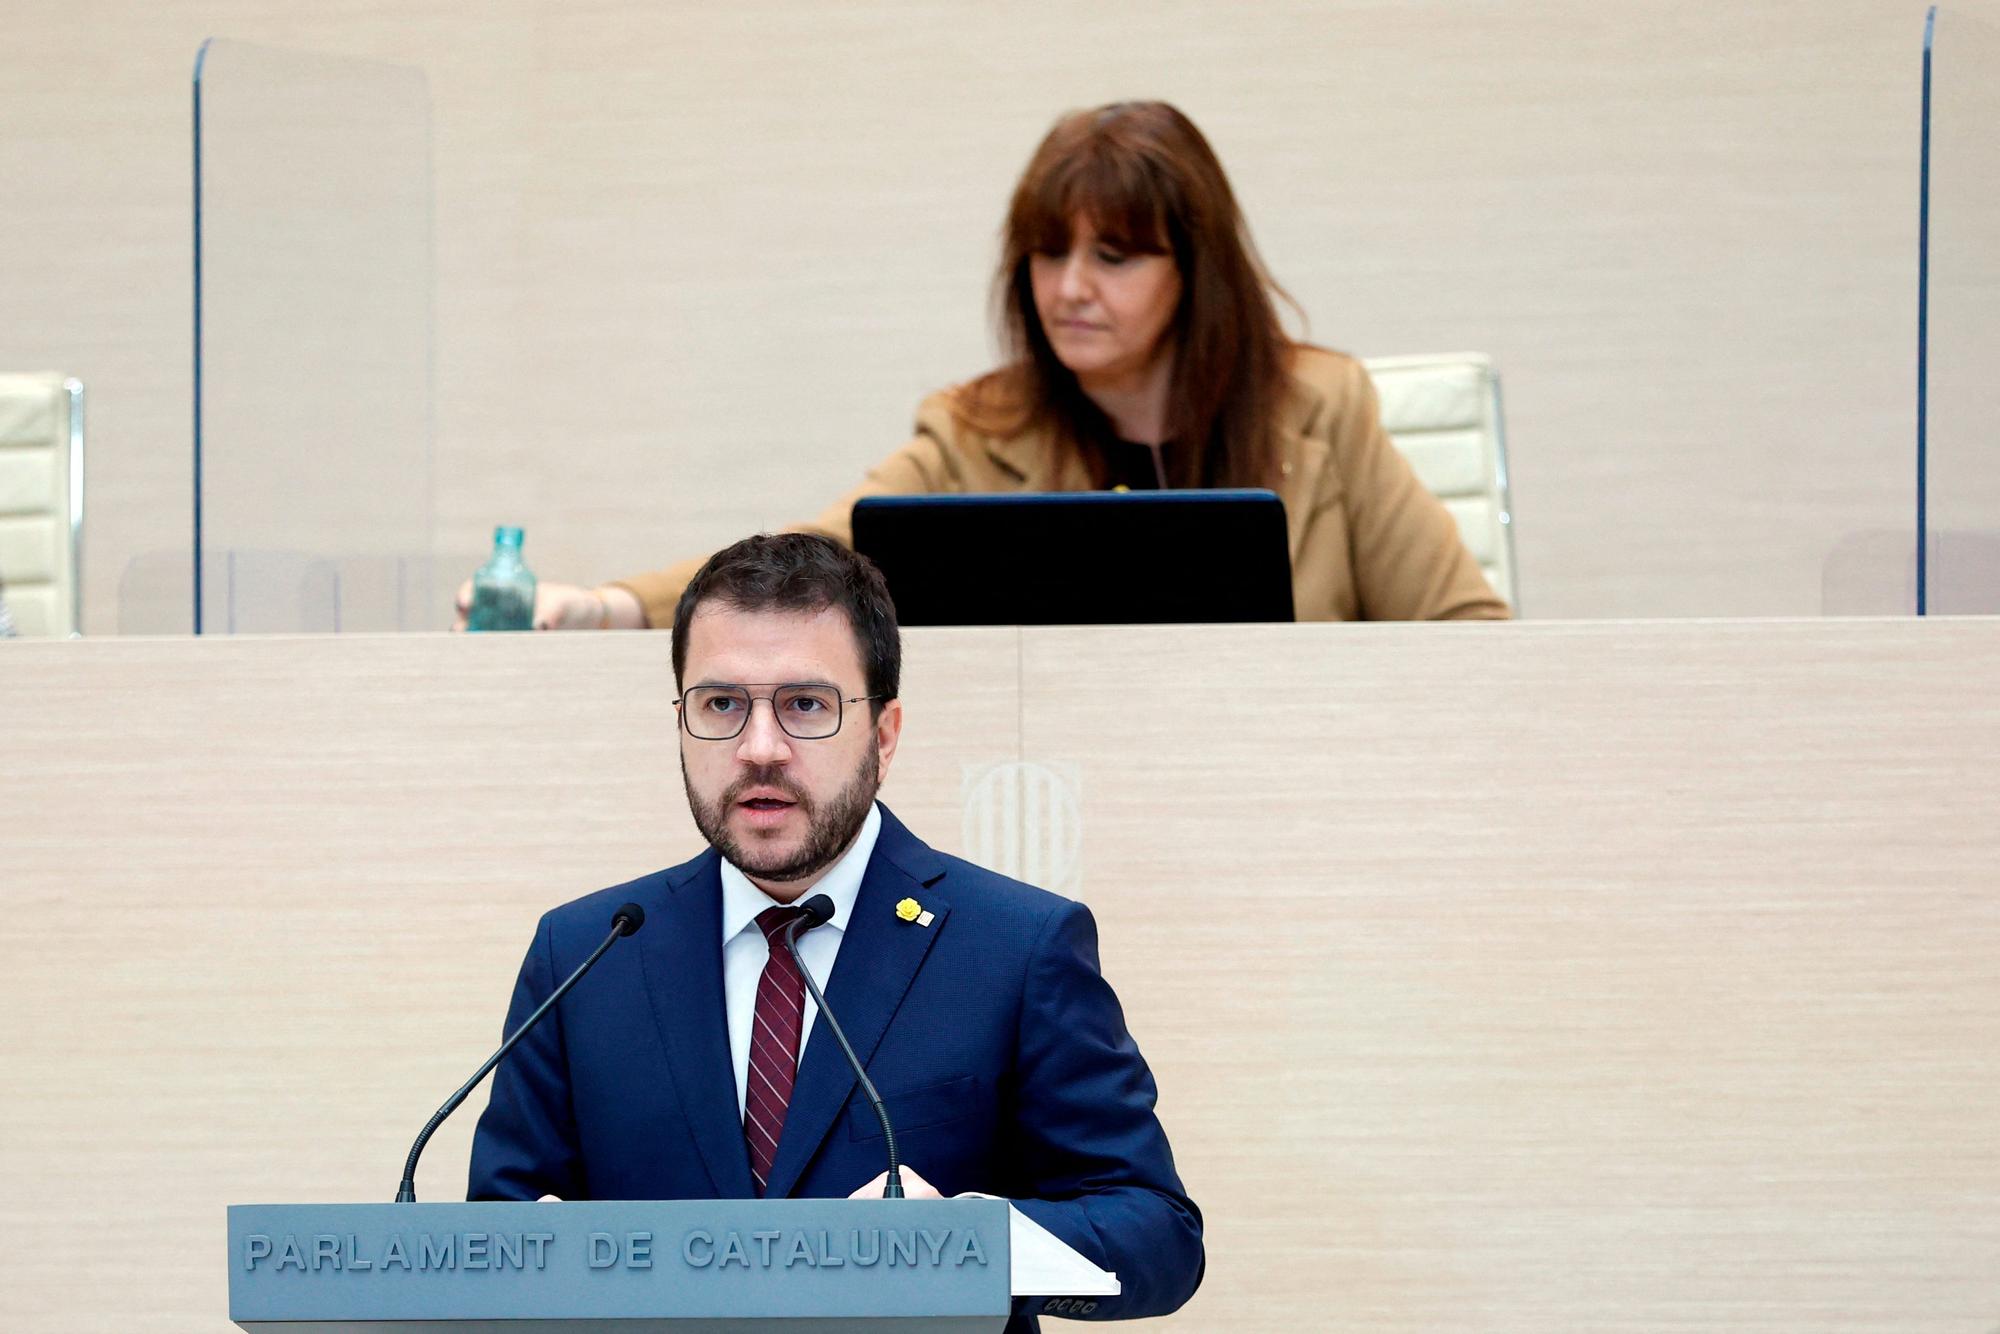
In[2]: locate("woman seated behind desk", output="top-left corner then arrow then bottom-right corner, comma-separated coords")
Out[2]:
480,101 -> 1509,629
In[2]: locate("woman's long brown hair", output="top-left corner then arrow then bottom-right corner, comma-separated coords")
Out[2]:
969,101 -> 1294,490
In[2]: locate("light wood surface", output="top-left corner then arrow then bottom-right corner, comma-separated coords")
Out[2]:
1023,620 -> 2000,1329
1,0 -> 1987,629
4,619 -> 1999,1329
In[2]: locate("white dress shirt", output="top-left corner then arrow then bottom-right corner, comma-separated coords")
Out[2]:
718,802 -> 882,1118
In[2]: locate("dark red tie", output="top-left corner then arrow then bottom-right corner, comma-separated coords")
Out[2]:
743,906 -> 809,1195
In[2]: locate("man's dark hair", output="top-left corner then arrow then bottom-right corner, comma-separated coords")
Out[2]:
671,533 -> 901,705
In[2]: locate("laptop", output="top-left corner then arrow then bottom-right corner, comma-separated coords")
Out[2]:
850,489 -> 1294,626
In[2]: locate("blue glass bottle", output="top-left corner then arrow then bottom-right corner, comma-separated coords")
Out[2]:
466,526 -> 536,632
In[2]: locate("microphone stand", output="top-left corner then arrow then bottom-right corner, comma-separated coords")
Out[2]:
394,905 -> 642,1202
784,907 -> 904,1199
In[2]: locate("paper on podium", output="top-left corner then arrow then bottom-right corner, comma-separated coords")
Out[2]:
957,1194 -> 1120,1298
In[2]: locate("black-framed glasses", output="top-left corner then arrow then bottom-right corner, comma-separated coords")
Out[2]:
674,683 -> 885,741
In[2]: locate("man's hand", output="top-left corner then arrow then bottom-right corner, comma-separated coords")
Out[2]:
453,580 -> 645,631
848,1167 -> 942,1200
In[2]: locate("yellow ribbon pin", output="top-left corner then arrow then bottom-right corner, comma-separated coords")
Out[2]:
895,897 -> 922,923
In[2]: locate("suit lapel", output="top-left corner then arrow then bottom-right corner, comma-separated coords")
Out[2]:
637,850 -> 757,1199
1277,425 -> 1321,564
763,807 -> 950,1199
983,424 -> 1093,491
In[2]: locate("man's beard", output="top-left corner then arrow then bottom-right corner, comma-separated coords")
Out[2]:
683,747 -> 882,885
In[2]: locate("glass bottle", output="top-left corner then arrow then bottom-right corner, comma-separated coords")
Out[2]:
466,526 -> 536,632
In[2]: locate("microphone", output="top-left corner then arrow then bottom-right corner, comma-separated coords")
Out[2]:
394,901 -> 646,1202
783,893 -> 905,1199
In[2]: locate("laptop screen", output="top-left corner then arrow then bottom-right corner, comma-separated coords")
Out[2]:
851,490 -> 1294,626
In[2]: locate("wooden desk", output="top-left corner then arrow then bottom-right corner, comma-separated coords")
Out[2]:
4,620 -> 1997,1329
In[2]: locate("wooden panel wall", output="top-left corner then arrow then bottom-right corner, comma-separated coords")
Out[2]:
3,619 -> 1998,1329
0,1 -> 1987,629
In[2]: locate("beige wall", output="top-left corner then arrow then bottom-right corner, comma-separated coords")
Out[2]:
5,619 -> 2000,1328
0,0 -> 1990,631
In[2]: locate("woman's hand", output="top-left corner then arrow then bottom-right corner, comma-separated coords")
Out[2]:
453,580 -> 645,631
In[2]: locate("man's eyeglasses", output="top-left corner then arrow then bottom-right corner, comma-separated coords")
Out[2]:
674,683 -> 885,741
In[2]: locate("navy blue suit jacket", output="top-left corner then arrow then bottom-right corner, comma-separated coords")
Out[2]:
467,805 -> 1203,1325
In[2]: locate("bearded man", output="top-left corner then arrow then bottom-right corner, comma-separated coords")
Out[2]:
467,533 -> 1202,1329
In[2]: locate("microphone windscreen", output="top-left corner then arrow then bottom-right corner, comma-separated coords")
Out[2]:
799,893 -> 835,928
613,902 -> 647,936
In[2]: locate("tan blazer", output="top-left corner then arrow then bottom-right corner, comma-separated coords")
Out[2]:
615,345 -> 1510,627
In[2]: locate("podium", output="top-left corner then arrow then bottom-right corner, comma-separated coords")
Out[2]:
228,1198 -> 1115,1330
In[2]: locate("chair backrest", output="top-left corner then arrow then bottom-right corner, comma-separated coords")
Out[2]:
1362,352 -> 1518,611
0,374 -> 84,637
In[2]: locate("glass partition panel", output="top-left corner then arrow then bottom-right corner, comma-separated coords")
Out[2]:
193,38 -> 434,634
1821,531 -> 1918,616
1922,6 -> 2000,614
117,551 -> 192,635
167,23 -> 1939,626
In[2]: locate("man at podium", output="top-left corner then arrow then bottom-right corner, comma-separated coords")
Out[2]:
468,534 -> 1203,1326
